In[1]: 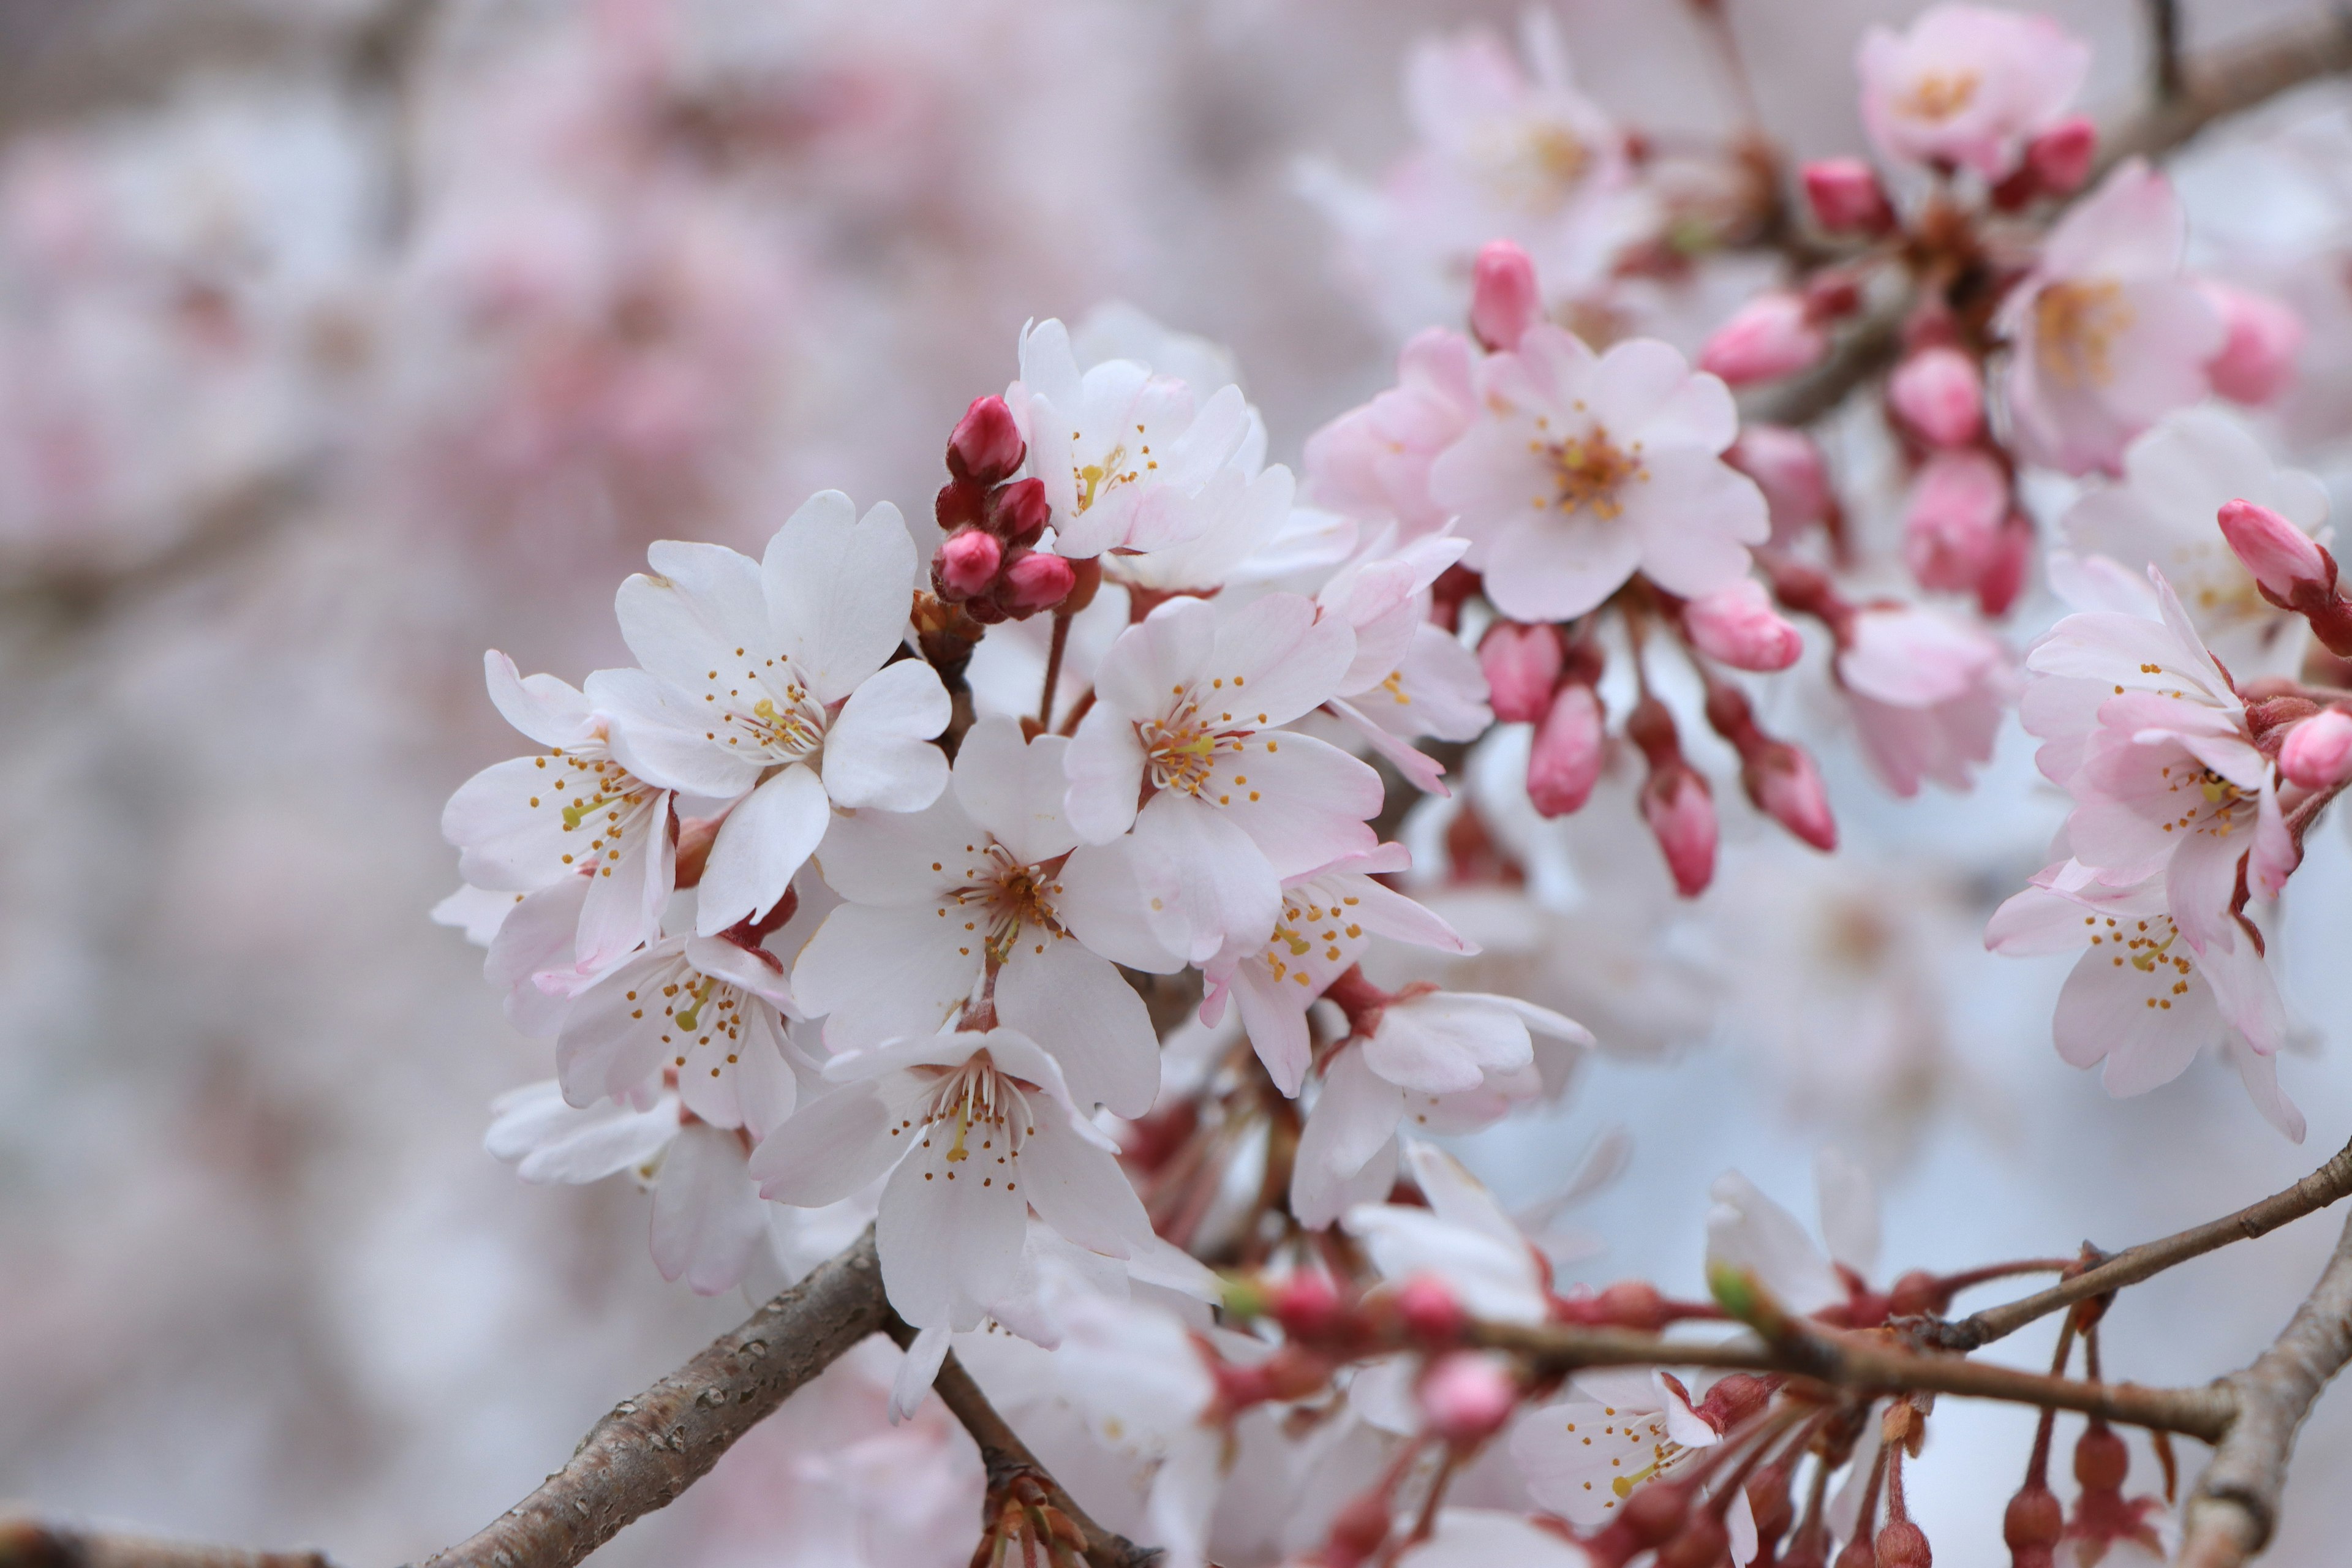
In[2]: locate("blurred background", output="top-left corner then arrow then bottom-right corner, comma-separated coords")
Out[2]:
6,0 -> 2352,1563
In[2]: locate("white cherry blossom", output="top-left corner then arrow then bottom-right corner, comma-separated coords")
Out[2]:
1511,1368 -> 1724,1529
1345,1140 -> 1550,1324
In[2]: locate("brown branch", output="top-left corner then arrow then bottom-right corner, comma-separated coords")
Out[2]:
0,1520 -> 329,1568
884,1317 -> 1159,1568
2180,1211 -> 2352,1567
1941,1133 -> 2352,1352
1467,1320 -> 2235,1442
412,1228 -> 890,1568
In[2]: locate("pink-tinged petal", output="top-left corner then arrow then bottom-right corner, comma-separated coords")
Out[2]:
2222,1031 -> 2305,1142
1016,1118 -> 1152,1257
1627,454 -> 1766,598
1290,1049 -> 1407,1229
1208,732 -> 1383,880
1327,698 -> 1452,795
1339,872 -> 1472,953
2203,938 -> 2288,1057
1064,704 -> 1149,844
650,1123 -> 767,1295
556,948 -> 675,1107
1706,1171 -> 1841,1315
1131,793 -> 1283,966
483,652 -> 592,750
1363,998 -> 1529,1095
1207,593 -> 1358,728
445,756 -> 583,890
2165,818 -> 2247,956
750,1081 -> 913,1206
810,794 -> 972,905
1228,962 -> 1314,1098
1813,1148 -> 1880,1277
875,1112 -> 1029,1327
1052,839 -> 1188,974
2040,160 -> 2184,280
889,1321 -> 953,1423
488,1080 -> 677,1184
589,668 -> 765,799
574,803 -> 674,972
998,937 -> 1160,1118
615,541 -> 766,695
434,884 -> 519,948
1512,1401 -> 1681,1528
762,493 -> 919,704
1482,505 -> 1643,622
822,659 -> 949,811
1095,595 -> 1219,722
728,1006 -> 799,1139
2052,943 -> 2214,1090
953,719 -> 1079,865
698,764 -> 829,936
1401,1140 -> 1524,1254
2249,781 -> 2298,899
823,1029 -> 993,1085
1985,880 -> 2100,956
791,902 -> 976,1050
1427,418 -> 1556,559
484,877 -> 591,1036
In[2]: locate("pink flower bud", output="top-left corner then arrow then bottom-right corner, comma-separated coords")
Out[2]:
1471,239 -> 1541,353
1642,768 -> 1717,898
1801,157 -> 1894,235
1902,450 -> 2010,596
1746,742 -> 1837,852
1479,621 -> 1564,723
1974,513 -> 2034,617
2282,709 -> 2352,789
1527,683 -> 1605,818
1396,1275 -> 1466,1345
2024,115 -> 2096,197
998,548 -> 1076,614
935,529 -> 1001,597
1727,424 -> 1830,544
946,394 -> 1025,486
1683,579 -> 1801,671
2202,283 -> 2304,407
1887,346 -> 1984,448
2218,497 -> 2332,601
1271,1272 -> 1344,1339
985,475 -> 1051,545
1699,293 -> 1828,386
1417,1353 -> 1518,1444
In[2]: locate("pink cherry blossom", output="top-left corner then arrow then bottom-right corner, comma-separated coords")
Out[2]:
1996,160 -> 2224,475
1901,448 -> 2010,596
1835,603 -> 2013,796
1429,326 -> 1767,620
1698,293 -> 1827,387
1683,579 -> 1802,671
1302,326 -> 1478,539
1887,346 -> 1984,448
1727,424 -> 1832,546
2281,709 -> 2352,789
1857,5 -> 2090,180
2202,282 -> 2304,407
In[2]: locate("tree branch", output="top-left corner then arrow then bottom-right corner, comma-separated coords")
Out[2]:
884,1318 -> 1160,1568
411,1228 -> 889,1568
2180,1211 -> 2352,1567
0,1520 -> 329,1568
1940,1133 -> 2352,1352
1468,1320 -> 2236,1441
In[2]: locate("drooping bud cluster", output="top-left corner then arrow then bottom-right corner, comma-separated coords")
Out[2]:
930,396 -> 1082,622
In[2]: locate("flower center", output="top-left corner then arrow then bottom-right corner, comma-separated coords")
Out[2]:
1072,430 -> 1155,514
953,843 -> 1066,964
641,960 -> 751,1078
543,752 -> 663,879
1140,693 -> 1250,797
1547,429 -> 1645,520
918,1054 -> 1040,1174
2034,281 -> 2135,389
1903,69 -> 1980,121
2084,911 -> 2196,1012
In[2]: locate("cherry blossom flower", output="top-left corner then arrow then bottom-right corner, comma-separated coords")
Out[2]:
1302,327 -> 1478,540
1511,1365 -> 1765,1552
2052,408 -> 2328,678
1835,603 -> 2013,796
554,929 -> 804,1133
1996,160 -> 2223,475
601,489 -> 951,936
793,717 -> 1173,1118
1317,529 -> 1491,791
1429,326 -> 1767,620
1065,593 -> 1378,964
751,1027 -> 1159,1335
442,652 -> 675,981
1856,5 -> 2089,180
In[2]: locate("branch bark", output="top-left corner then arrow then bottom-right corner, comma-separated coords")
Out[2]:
2180,1211 -> 2352,1567
1941,1133 -> 2352,1352
0,1520 -> 329,1568
411,1227 -> 889,1568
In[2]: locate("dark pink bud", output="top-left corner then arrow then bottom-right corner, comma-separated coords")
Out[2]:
1700,293 -> 1828,386
1727,424 -> 1831,544
1747,742 -> 1837,852
935,529 -> 1001,597
2203,283 -> 2304,407
1272,1272 -> 1343,1338
2219,497 -> 2332,600
1527,682 -> 1605,817
935,478 -> 986,532
998,548 -> 1076,614
1902,450 -> 2008,596
1396,1275 -> 1466,1345
1471,239 -> 1541,353
946,394 -> 1025,486
1975,514 -> 2034,618
1480,621 -> 1565,723
985,475 -> 1051,545
2282,709 -> 2352,789
1888,347 -> 1983,448
1683,580 -> 1801,671
2024,115 -> 2096,197
1416,1352 -> 1518,1443
1642,768 -> 1717,897
1803,157 -> 1895,235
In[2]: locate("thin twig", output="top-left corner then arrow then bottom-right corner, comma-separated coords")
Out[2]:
885,1317 -> 1160,1568
2144,0 -> 2186,103
0,1520 -> 330,1568
1039,609 -> 1073,731
412,1229 -> 891,1568
2180,1211 -> 2352,1567
1941,1133 -> 2352,1352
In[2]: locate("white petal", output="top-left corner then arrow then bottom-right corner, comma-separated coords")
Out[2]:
875,1114 -> 1030,1327
954,719 -> 1080,864
1053,839 -> 1188,973
1017,1117 -> 1151,1257
791,902 -> 978,1049
487,1080 -> 678,1184
650,1123 -> 767,1295
749,1080 -> 914,1207
1291,1050 -> 1406,1227
823,659 -> 951,810
1812,1148 -> 1881,1276
698,764 -> 829,935
483,652 -> 592,749
764,494 -> 919,703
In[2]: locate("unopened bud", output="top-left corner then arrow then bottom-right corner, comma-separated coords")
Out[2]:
1747,741 -> 1838,852
2003,1482 -> 2062,1567
1727,424 -> 1830,543
1684,579 -> 1802,671
1597,1279 -> 1670,1332
1480,621 -> 1566,722
998,549 -> 1077,615
935,477 -> 986,532
1417,1352 -> 1518,1442
935,529 -> 1002,598
1528,682 -> 1606,818
1700,292 -> 1828,386
1903,450 -> 2009,596
1875,1519 -> 1932,1567
1975,514 -> 2034,618
2025,116 -> 2097,197
1803,157 -> 1896,235
1888,346 -> 1984,448
1885,1268 -> 1942,1319
1471,239 -> 1542,353
1272,1272 -> 1344,1340
985,475 -> 1052,545
2203,283 -> 2304,407
2073,1424 -> 2128,1491
946,394 -> 1025,486
2282,708 -> 2352,789
1656,1511 -> 1731,1568
2218,498 -> 2333,601
1397,1275 -> 1466,1346
1322,1487 -> 1392,1568
1643,767 -> 1718,898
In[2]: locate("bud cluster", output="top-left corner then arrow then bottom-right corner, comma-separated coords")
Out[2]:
930,395 -> 1082,622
